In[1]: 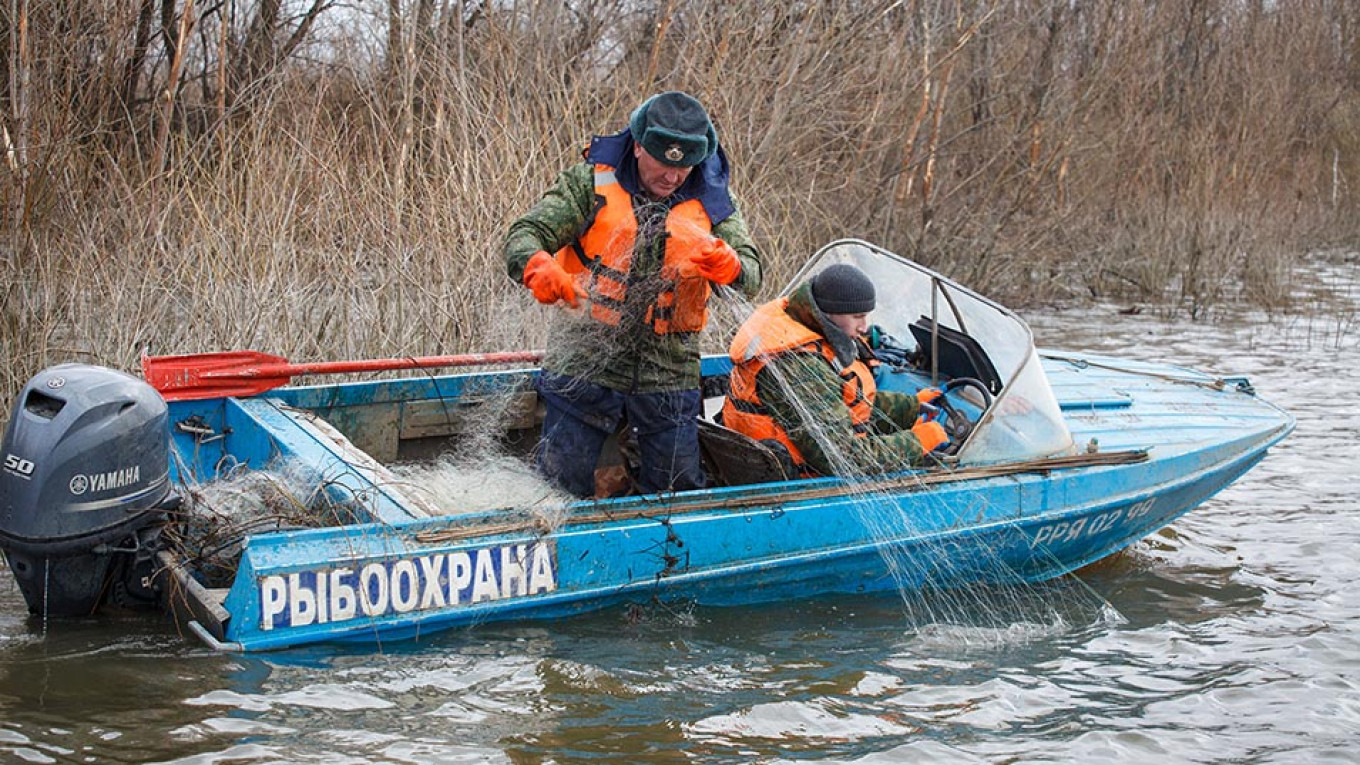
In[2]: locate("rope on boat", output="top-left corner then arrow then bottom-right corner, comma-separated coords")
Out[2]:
412,449 -> 1149,545
1040,352 -> 1255,394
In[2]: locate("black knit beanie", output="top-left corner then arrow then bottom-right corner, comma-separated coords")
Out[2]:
811,264 -> 876,314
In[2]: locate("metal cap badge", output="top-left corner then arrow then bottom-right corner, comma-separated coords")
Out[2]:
664,144 -> 685,163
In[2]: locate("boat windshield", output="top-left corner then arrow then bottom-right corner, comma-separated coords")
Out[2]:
788,240 -> 1073,464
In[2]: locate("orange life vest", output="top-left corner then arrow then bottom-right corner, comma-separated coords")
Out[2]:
721,298 -> 876,475
554,164 -> 715,334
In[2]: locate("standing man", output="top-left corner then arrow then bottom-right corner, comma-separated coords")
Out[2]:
722,263 -> 947,477
504,91 -> 762,497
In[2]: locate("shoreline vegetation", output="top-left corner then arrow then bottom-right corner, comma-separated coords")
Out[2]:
1,1 -> 1357,408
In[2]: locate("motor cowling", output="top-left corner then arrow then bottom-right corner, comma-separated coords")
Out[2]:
0,364 -> 175,616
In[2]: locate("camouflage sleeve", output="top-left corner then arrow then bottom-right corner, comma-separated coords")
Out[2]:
712,192 -> 762,299
860,429 -> 926,471
857,386 -> 926,469
869,389 -> 921,433
756,352 -> 856,476
503,162 -> 596,285
758,355 -> 926,476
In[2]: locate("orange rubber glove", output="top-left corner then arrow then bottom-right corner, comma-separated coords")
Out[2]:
691,239 -> 742,285
522,251 -> 582,307
911,420 -> 948,454
916,387 -> 943,405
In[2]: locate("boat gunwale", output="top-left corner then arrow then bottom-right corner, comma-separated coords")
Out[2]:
408,448 -> 1153,546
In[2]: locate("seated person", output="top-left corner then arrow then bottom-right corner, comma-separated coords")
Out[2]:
721,263 -> 946,477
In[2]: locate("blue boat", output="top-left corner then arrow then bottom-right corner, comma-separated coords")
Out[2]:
0,240 -> 1294,651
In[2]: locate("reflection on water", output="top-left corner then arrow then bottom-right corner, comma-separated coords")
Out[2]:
2,258 -> 1358,763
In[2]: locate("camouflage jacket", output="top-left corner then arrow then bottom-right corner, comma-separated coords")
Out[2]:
751,283 -> 928,475
504,130 -> 761,393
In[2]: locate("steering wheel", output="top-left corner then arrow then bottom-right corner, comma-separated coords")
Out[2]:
926,377 -> 994,454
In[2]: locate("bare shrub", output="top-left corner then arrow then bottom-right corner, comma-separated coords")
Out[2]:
0,0 -> 1356,409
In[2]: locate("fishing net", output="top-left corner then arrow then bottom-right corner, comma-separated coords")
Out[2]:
164,459 -> 345,588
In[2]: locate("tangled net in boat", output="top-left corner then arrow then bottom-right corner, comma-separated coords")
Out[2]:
388,453 -> 573,530
164,460 -> 343,588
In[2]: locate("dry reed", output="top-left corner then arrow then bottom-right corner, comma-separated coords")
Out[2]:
0,0 -> 1357,412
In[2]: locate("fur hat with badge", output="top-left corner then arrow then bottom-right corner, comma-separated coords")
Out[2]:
629,91 -> 718,168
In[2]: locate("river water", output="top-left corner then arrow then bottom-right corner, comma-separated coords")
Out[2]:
1,262 -> 1356,764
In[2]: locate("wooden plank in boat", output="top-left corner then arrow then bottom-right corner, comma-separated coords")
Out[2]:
400,392 -> 538,439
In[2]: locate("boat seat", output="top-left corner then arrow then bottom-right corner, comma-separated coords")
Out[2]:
697,416 -> 796,487
908,316 -> 1003,394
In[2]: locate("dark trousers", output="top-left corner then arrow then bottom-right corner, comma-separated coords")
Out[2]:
535,371 -> 706,498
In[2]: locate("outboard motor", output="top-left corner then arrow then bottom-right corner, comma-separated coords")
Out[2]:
0,364 -> 176,616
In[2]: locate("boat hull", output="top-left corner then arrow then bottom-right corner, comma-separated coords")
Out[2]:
191,407 -> 1287,651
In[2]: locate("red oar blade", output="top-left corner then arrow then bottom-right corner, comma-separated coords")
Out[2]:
142,350 -> 293,401
142,349 -> 546,402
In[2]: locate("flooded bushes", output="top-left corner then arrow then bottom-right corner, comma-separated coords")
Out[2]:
0,1 -> 1356,407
